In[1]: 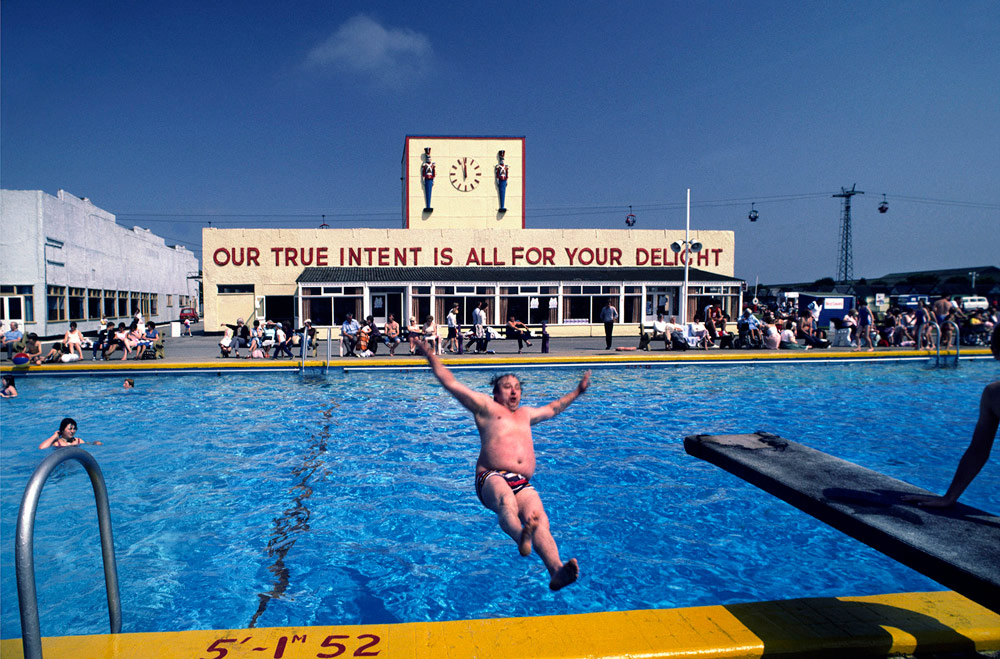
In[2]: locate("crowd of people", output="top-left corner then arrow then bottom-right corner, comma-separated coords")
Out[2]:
643,296 -> 1000,353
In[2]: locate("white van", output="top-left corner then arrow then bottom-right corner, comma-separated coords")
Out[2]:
959,296 -> 988,311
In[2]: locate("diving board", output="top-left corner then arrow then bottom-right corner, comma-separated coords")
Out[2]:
684,432 -> 1000,613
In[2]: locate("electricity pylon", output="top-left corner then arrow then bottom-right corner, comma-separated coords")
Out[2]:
833,185 -> 864,283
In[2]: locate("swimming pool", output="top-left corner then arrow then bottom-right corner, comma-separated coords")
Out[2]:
1,360 -> 998,639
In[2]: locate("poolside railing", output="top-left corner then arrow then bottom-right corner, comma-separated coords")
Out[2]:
16,447 -> 122,659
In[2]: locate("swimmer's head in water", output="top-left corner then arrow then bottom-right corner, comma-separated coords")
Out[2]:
59,417 -> 77,437
490,373 -> 522,409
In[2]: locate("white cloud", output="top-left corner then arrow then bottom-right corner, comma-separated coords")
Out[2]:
306,15 -> 433,87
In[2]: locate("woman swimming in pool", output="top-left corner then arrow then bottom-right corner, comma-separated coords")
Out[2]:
38,417 -> 102,449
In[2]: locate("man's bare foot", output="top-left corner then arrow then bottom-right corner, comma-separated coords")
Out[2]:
549,558 -> 579,591
518,519 -> 536,556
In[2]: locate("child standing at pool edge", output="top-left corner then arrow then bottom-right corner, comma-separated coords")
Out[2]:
413,337 -> 589,590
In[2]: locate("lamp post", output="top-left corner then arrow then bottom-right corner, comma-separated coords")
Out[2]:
671,189 -> 703,323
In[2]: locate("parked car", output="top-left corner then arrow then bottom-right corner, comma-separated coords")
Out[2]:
958,296 -> 988,312
179,307 -> 199,322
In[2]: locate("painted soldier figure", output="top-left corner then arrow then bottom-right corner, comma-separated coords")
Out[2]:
495,150 -> 509,212
421,147 -> 435,212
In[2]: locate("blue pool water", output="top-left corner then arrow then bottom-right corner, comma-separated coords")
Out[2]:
1,360 -> 998,639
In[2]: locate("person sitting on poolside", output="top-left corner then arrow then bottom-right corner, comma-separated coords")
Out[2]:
383,314 -> 402,356
39,341 -> 69,363
779,320 -> 806,349
62,321 -> 85,360
406,316 -> 423,354
340,314 -> 360,357
414,336 -> 589,590
506,315 -> 533,353
39,417 -> 102,449
25,333 -> 43,365
2,321 -> 23,361
649,313 -> 671,349
903,329 -> 999,508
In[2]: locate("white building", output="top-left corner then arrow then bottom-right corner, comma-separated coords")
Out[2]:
1,189 -> 199,338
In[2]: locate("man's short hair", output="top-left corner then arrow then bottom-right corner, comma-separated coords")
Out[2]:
490,373 -> 520,394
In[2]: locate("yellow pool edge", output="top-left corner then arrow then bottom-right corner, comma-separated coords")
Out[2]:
2,591 -> 997,658
1,347 -> 992,374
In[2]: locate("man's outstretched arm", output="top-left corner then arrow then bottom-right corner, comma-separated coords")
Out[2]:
530,370 -> 591,425
904,381 -> 999,507
414,337 -> 487,413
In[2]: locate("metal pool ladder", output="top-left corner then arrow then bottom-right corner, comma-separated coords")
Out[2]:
927,320 -> 961,368
16,447 -> 122,659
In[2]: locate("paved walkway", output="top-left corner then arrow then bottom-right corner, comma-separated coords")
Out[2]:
3,322 -> 991,373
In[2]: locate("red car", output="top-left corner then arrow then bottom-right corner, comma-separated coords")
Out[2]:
179,307 -> 199,323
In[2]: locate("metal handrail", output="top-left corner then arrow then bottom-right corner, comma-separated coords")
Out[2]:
927,320 -> 961,367
16,448 -> 122,659
944,319 -> 961,361
326,330 -> 332,374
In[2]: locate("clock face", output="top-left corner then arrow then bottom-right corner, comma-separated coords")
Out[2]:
449,157 -> 482,191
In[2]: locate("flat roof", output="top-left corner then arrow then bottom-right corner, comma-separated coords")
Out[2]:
297,266 -> 741,284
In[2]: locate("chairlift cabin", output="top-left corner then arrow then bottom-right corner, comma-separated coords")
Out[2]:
878,194 -> 888,214
748,203 -> 759,222
625,205 -> 636,227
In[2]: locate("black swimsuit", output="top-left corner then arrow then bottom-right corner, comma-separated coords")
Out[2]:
475,469 -> 533,505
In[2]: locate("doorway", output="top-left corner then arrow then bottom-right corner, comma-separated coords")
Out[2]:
370,289 -> 404,326
644,289 -> 673,322
0,296 -> 25,325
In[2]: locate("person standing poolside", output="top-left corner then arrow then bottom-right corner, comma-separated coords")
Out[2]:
600,299 -> 619,350
854,300 -> 875,352
446,303 -> 460,353
414,337 -> 589,590
903,329 -> 999,508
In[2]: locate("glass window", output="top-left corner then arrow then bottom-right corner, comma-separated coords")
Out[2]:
413,286 -> 431,294
68,287 -> 85,320
562,296 -> 591,323
435,286 -> 455,295
564,286 -> 581,294
118,291 -> 129,317
4,285 -> 36,322
87,289 -> 102,319
47,285 -> 66,322
302,297 -> 334,326
583,286 -> 601,294
217,284 -> 254,294
302,287 -> 322,295
322,287 -> 343,295
475,287 -> 494,295
150,294 -> 158,316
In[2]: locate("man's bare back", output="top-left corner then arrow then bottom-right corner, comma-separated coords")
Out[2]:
415,338 -> 590,590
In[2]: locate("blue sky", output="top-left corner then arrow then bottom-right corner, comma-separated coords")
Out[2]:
2,1 -> 998,284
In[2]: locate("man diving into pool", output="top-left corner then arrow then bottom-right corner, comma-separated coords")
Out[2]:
413,337 -> 590,590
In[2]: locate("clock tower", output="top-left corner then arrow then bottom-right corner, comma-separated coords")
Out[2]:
402,136 -> 524,230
